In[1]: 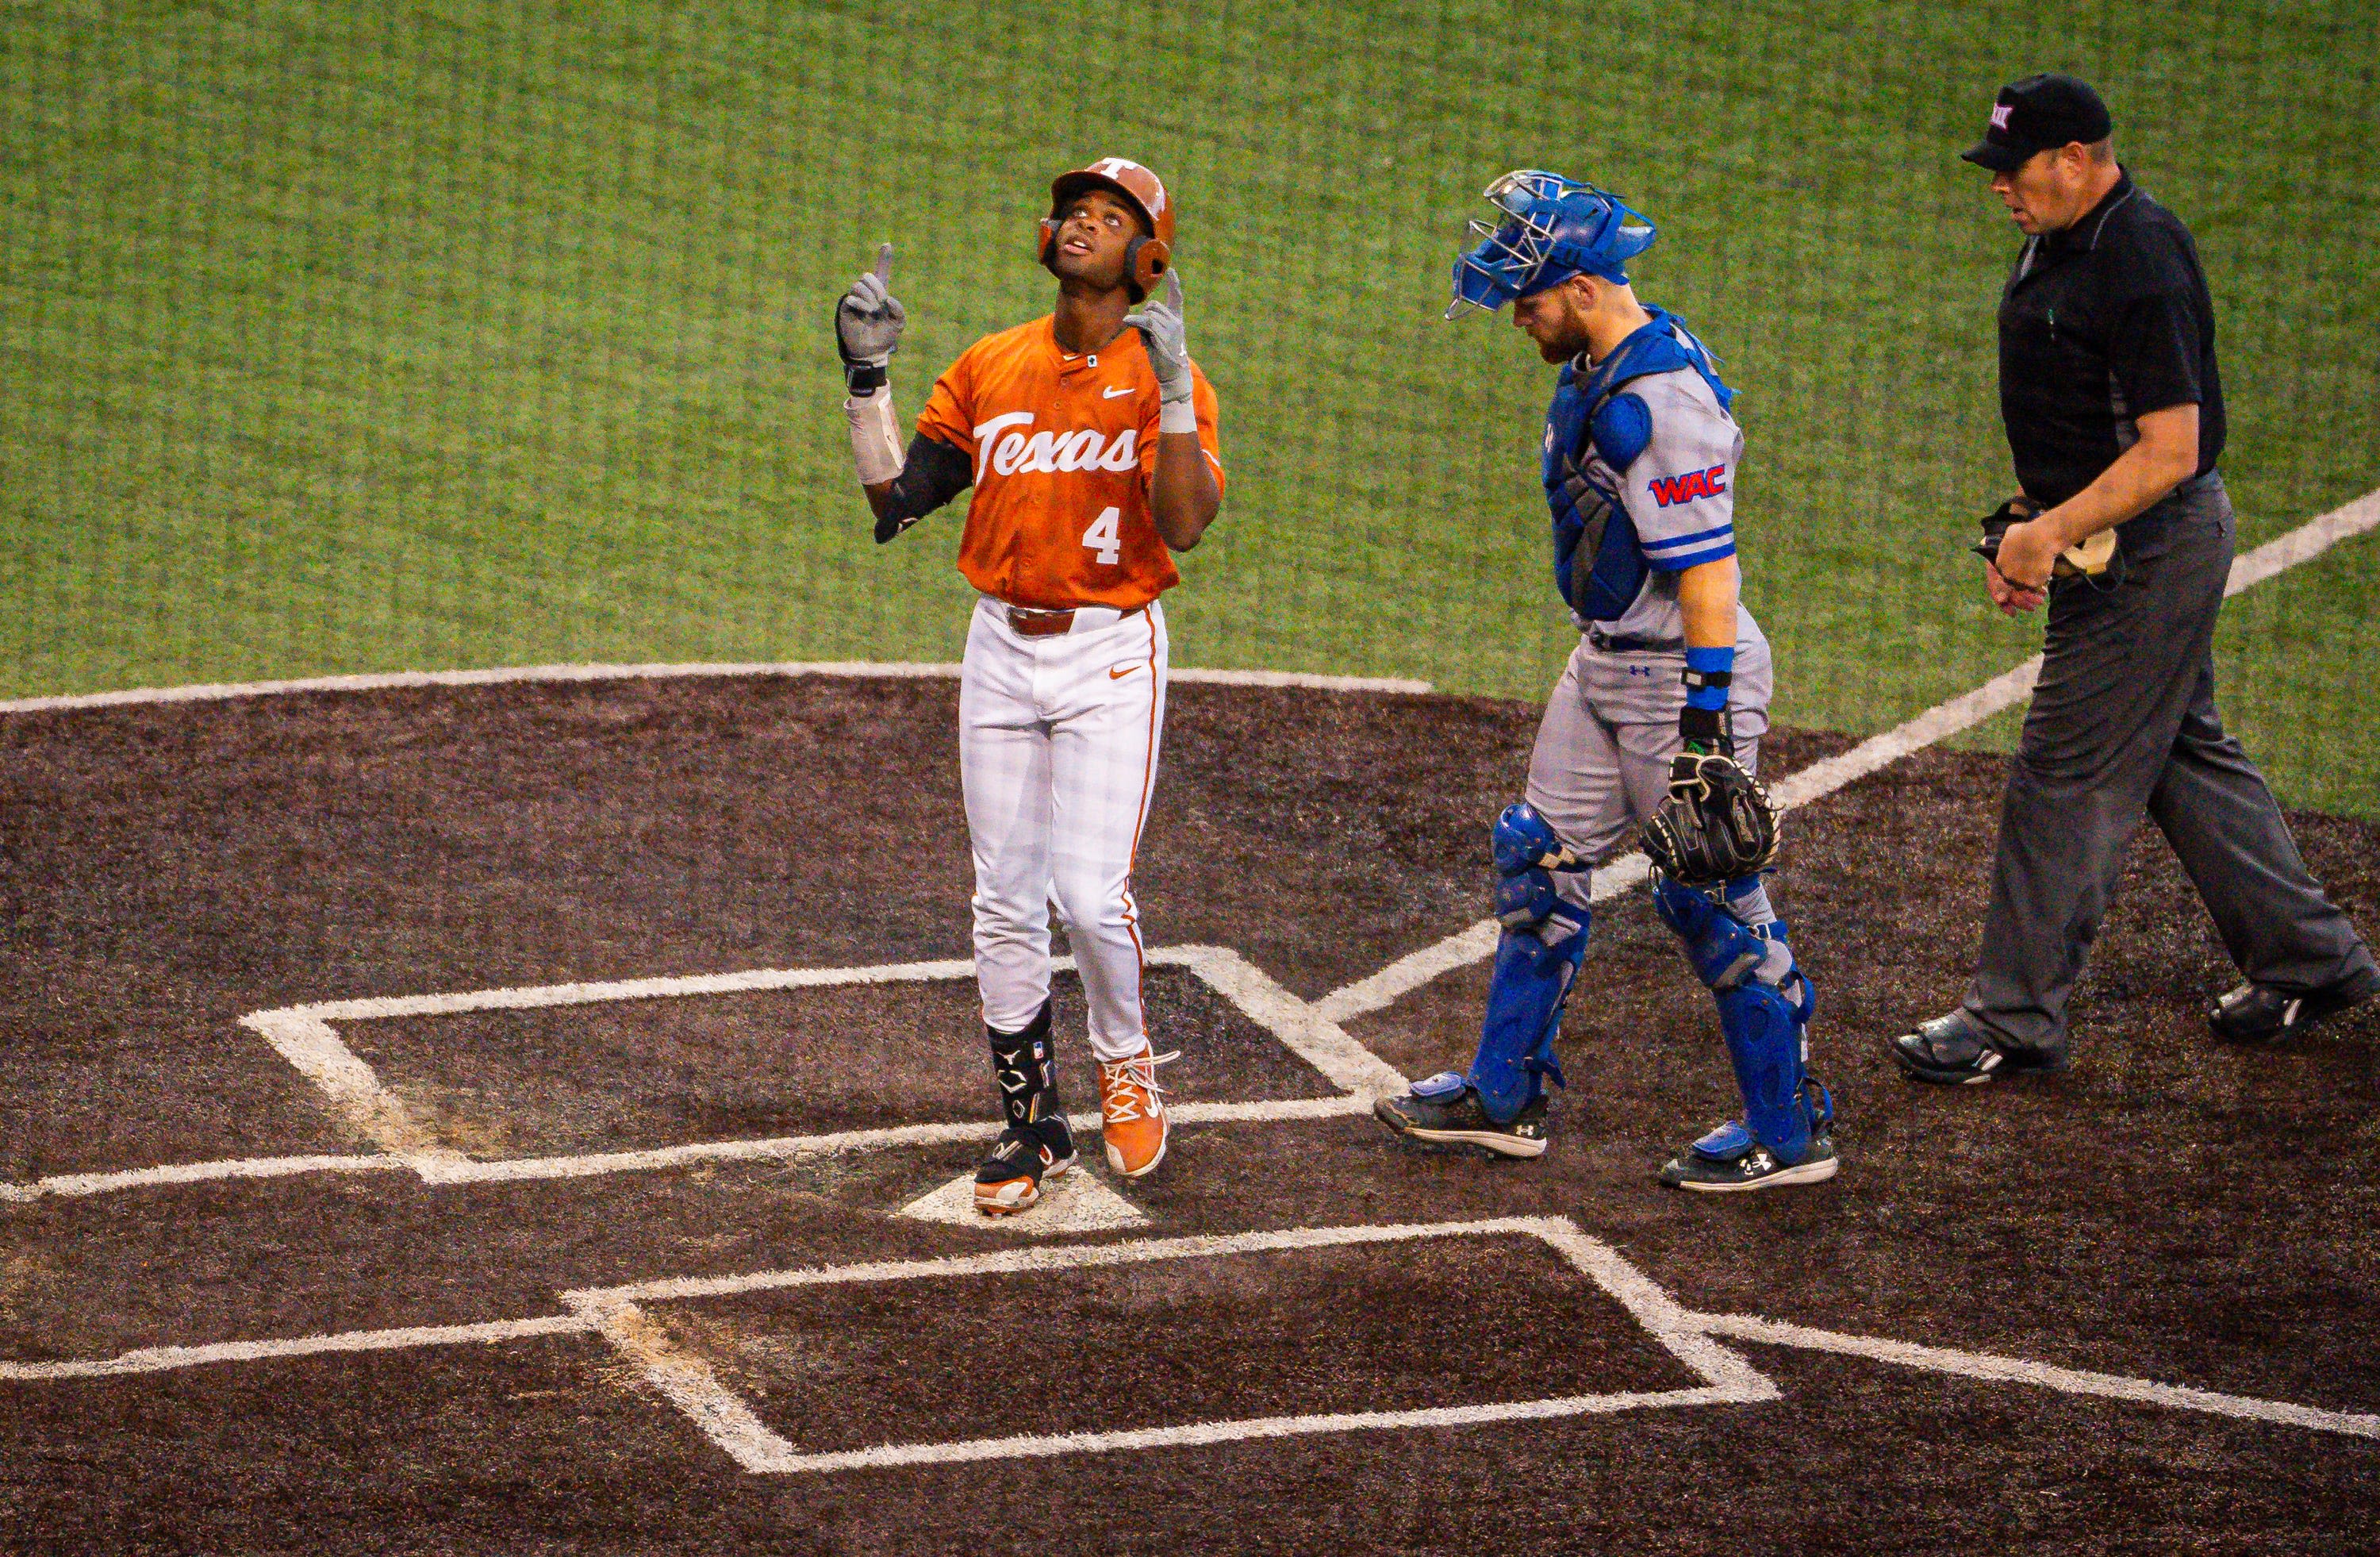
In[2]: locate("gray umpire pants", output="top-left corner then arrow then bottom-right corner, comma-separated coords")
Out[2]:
1526,633 -> 1775,917
1963,473 -> 2378,1052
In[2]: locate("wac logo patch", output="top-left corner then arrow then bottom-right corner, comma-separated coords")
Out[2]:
1648,465 -> 1729,507
1990,103 -> 2013,130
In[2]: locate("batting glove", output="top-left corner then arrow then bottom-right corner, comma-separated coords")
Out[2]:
835,243 -> 906,393
1123,270 -> 1196,432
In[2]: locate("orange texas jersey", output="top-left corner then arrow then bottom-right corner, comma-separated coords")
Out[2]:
912,315 -> 1223,612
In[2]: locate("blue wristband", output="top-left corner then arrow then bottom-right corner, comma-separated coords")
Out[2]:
1683,645 -> 1734,711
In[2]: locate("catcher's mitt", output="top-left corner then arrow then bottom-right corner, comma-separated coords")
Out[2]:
1971,495 -> 2117,579
1640,752 -> 1781,886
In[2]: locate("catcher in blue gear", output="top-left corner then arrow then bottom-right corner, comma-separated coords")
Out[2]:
1374,170 -> 1837,1191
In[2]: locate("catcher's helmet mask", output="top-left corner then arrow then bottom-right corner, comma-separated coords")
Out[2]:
1038,158 -> 1173,301
1446,168 -> 1657,320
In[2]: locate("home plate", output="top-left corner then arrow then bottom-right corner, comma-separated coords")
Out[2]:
893,1166 -> 1150,1234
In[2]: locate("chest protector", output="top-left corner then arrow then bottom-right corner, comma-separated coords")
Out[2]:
1542,309 -> 1736,624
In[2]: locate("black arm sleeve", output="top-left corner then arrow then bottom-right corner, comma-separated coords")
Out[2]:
873,434 -> 973,544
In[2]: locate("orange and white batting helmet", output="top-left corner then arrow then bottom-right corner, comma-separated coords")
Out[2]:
1038,157 -> 1175,299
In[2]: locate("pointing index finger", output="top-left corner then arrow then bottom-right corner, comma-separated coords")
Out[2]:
1165,268 -> 1184,310
873,242 -> 894,284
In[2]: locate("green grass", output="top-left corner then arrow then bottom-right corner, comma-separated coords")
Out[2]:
3,0 -> 2376,813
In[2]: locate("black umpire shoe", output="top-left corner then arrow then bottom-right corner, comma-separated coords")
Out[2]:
1374,1072 -> 1549,1159
1891,1010 -> 2070,1085
2208,972 -> 2380,1044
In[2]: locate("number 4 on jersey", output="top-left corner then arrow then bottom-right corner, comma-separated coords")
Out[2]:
1081,506 -> 1122,566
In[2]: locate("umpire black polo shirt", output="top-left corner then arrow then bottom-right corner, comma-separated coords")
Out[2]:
1998,169 -> 2226,512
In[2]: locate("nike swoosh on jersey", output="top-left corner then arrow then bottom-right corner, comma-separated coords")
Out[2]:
1102,385 -> 1134,399
1108,663 -> 1142,679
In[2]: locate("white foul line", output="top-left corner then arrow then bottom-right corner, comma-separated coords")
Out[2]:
1180,947 -> 1409,1096
1314,482 -> 2380,1023
0,1153 -> 405,1204
0,1314 -> 592,1382
2224,485 -> 2380,596
0,660 -> 1430,719
1315,855 -> 1653,1025
1313,918 -> 1501,1025
1690,1312 -> 2380,1440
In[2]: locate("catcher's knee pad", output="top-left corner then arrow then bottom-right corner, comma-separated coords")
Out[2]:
1468,902 -> 1587,1124
1491,802 -> 1583,930
1653,873 -> 1778,993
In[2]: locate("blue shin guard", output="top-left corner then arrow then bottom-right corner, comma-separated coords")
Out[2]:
1467,904 -> 1589,1123
1653,874 -> 1818,1163
1711,977 -> 1815,1163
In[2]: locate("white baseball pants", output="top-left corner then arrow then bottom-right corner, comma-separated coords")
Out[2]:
960,597 -> 1168,1062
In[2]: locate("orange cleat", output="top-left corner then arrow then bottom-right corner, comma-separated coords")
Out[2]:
1096,1045 -> 1178,1178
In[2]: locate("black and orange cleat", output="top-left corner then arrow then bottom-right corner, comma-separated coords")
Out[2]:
973,1117 -> 1077,1217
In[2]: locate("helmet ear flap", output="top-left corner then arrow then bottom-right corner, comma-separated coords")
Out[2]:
1127,236 -> 1171,296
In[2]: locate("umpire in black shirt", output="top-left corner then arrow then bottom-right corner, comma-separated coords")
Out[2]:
1894,74 -> 2378,1083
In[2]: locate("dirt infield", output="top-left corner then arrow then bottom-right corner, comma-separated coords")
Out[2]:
2,673 -> 2377,1554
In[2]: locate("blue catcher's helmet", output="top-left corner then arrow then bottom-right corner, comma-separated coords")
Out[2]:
1445,169 -> 1658,320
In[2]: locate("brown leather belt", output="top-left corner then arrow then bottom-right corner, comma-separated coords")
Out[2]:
1003,603 -> 1146,639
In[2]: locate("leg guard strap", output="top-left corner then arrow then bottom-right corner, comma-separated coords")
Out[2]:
986,1001 -> 1060,1128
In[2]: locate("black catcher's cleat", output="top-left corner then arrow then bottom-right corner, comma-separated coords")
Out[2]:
2208,973 -> 2380,1044
973,1117 -> 1077,1216
1660,1083 -> 1837,1193
1890,1010 -> 2069,1085
1373,1072 -> 1549,1159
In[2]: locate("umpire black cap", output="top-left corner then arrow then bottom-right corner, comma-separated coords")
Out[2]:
1962,73 -> 2113,171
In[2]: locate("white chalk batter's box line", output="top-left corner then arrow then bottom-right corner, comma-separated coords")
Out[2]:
567,1217 -> 1775,1473
7,1215 -> 2374,1465
204,944 -> 1412,1197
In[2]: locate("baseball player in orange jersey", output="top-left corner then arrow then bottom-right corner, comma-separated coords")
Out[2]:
835,158 -> 1223,1215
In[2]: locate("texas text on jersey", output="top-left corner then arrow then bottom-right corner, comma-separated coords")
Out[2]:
916,317 -> 1224,610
